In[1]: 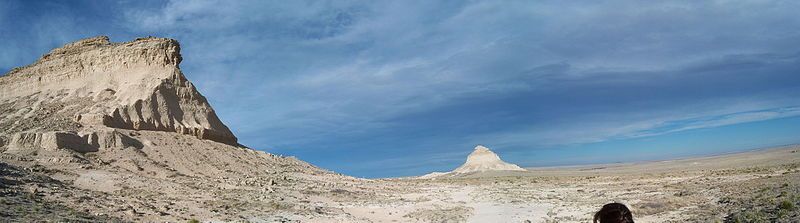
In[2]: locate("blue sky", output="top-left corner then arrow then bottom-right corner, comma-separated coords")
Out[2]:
1,0 -> 800,178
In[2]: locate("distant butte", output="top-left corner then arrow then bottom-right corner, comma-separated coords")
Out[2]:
453,145 -> 526,173
419,145 -> 525,179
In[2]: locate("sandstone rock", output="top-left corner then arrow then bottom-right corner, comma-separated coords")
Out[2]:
452,145 -> 526,173
415,145 -> 526,179
0,36 -> 236,145
82,130 -> 142,149
41,132 -> 95,152
74,113 -> 113,127
6,131 -> 96,153
8,133 -> 41,150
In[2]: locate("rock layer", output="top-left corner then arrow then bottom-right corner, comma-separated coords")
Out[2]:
7,131 -> 95,153
0,36 -> 236,145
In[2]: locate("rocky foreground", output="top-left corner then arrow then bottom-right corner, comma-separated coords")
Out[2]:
1,37 -> 799,222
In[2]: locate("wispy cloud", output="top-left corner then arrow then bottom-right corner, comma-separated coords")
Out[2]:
123,1 -> 800,177
3,0 -> 800,177
634,106 -> 800,137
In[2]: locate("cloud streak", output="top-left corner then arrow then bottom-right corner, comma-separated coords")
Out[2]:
2,0 -> 800,177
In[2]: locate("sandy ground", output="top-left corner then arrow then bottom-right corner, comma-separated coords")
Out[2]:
311,145 -> 800,223
1,130 -> 798,222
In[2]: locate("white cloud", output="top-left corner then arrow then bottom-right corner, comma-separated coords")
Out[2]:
471,102 -> 800,150
636,107 -> 800,137
115,1 -> 800,152
2,0 -> 798,176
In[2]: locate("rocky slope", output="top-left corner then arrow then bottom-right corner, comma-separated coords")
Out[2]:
0,36 -> 377,222
0,36 -> 235,145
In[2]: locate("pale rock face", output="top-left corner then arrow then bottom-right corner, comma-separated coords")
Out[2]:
82,130 -> 142,149
452,145 -> 526,173
0,36 -> 237,145
7,132 -> 95,153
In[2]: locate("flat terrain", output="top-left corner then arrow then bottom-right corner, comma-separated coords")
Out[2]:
313,146 -> 800,222
2,133 -> 798,222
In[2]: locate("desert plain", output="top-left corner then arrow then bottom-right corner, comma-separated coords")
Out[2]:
313,146 -> 800,222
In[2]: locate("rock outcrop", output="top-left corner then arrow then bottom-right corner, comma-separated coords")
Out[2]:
418,145 -> 526,179
0,36 -> 236,145
453,145 -> 526,173
82,129 -> 143,150
7,131 -> 95,153
0,36 -> 361,222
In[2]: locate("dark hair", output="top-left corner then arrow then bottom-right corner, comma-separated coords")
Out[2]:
594,203 -> 634,223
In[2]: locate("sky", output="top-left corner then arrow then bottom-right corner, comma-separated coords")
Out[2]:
1,0 -> 799,178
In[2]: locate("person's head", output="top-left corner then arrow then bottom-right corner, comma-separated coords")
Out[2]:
593,203 -> 634,223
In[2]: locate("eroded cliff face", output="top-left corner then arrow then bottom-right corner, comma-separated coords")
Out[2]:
0,36 -> 237,145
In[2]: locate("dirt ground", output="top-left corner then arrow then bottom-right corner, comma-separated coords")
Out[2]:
1,129 -> 798,223
318,146 -> 800,223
